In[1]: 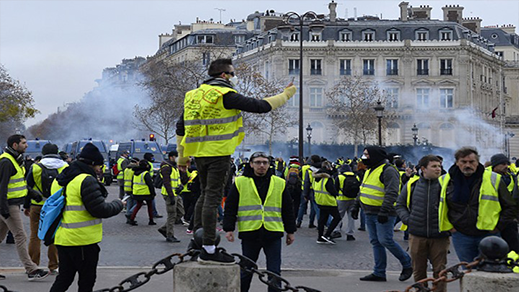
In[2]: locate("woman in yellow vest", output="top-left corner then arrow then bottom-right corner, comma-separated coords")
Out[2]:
313,161 -> 342,245
49,143 -> 123,291
128,160 -> 157,226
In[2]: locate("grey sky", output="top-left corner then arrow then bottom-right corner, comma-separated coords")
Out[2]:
1,0 -> 518,127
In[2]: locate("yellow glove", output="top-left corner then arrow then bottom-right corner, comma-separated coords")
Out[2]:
176,135 -> 185,159
264,85 -> 297,110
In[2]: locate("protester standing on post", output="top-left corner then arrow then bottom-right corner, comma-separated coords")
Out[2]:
0,134 -> 49,281
49,143 -> 123,292
176,58 -> 296,264
224,152 -> 295,291
396,155 -> 450,292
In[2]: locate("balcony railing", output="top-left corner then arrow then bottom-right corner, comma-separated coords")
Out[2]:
440,69 -> 452,75
417,69 -> 429,75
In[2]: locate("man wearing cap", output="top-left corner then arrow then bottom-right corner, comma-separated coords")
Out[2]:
176,58 -> 296,264
489,153 -> 519,253
224,152 -> 295,291
116,151 -> 130,199
24,143 -> 68,275
49,143 -> 124,292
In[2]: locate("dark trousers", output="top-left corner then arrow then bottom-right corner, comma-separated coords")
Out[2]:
193,156 -> 230,245
182,192 -> 199,222
241,237 -> 282,292
317,205 -> 341,238
50,244 -> 100,292
130,199 -> 154,221
501,221 -> 519,253
288,188 -> 301,219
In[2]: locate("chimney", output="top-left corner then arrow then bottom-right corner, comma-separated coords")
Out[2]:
500,24 -> 517,35
462,17 -> 482,34
410,5 -> 432,20
399,1 -> 409,22
442,4 -> 464,23
329,0 -> 337,22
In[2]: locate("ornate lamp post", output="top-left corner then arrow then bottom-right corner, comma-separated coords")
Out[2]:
411,124 -> 418,146
306,123 -> 313,157
373,101 -> 385,146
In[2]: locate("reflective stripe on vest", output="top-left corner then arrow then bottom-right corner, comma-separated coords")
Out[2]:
0,153 -> 27,200
359,164 -> 386,206
117,157 -> 126,179
123,168 -> 134,192
400,175 -> 421,231
133,172 -> 150,196
31,163 -> 68,206
337,172 -> 358,201
438,170 -> 501,232
181,84 -> 244,157
236,176 -> 285,232
161,166 -> 180,196
54,173 -> 103,246
313,177 -> 337,206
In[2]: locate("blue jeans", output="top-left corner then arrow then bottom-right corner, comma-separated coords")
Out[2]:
359,209 -> 366,229
296,195 -> 318,225
451,232 -> 494,262
241,237 -> 282,292
366,214 -> 411,277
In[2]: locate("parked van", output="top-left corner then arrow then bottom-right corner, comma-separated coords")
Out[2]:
25,139 -> 52,159
117,140 -> 164,174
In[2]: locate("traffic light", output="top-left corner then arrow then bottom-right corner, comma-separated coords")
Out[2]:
149,134 -> 155,141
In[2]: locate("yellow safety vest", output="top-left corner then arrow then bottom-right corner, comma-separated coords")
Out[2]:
180,170 -> 198,195
161,165 -> 180,196
123,168 -> 134,193
100,165 -> 106,184
0,153 -> 27,200
438,170 -> 501,232
301,165 -> 310,191
337,172 -> 359,201
133,171 -> 151,196
359,164 -> 387,206
30,163 -> 68,206
54,173 -> 103,246
400,175 -> 421,231
181,84 -> 244,157
313,177 -> 337,206
148,161 -> 154,177
116,157 -> 126,180
236,176 -> 285,232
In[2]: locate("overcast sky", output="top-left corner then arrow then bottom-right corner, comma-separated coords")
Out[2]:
1,0 -> 518,127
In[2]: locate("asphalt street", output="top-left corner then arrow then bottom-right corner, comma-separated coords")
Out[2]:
0,185 -> 463,292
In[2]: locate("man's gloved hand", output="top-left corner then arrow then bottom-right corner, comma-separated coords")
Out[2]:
377,215 -> 388,224
264,85 -> 297,110
350,206 -> 359,220
1,213 -> 10,220
174,185 -> 184,196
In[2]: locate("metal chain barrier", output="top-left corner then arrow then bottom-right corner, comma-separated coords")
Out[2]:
386,258 -> 481,292
0,285 -> 17,292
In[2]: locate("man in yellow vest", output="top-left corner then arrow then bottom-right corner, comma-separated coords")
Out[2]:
116,150 -> 130,199
158,151 -> 182,242
438,147 -> 517,263
223,152 -> 295,291
25,143 -> 68,276
332,163 -> 360,241
49,143 -> 123,291
176,58 -> 296,264
0,134 -> 49,281
488,154 -> 519,253
351,146 -> 412,282
396,155 -> 449,292
313,160 -> 342,244
299,155 -> 322,228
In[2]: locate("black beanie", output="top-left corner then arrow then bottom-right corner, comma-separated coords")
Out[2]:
42,143 -> 59,155
491,154 -> 510,167
78,143 -> 104,166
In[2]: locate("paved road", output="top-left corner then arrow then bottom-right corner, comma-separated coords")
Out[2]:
0,185 -> 463,292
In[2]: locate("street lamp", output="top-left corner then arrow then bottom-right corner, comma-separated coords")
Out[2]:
411,124 -> 418,146
373,101 -> 385,146
278,11 -> 320,164
306,123 -> 313,156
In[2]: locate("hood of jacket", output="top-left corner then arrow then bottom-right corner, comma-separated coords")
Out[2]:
56,161 -> 97,187
312,171 -> 331,182
40,155 -> 68,169
364,146 -> 389,167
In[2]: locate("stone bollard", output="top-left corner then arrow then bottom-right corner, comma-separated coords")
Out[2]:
461,271 -> 519,292
173,261 -> 240,292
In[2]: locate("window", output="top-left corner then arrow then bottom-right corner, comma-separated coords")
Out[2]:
440,59 -> 452,75
340,31 -> 352,41
440,29 -> 453,41
310,59 -> 322,75
362,31 -> 375,41
440,88 -> 454,108
287,89 -> 300,107
202,52 -> 211,66
288,59 -> 300,75
340,59 -> 352,75
309,87 -> 323,107
234,35 -> 245,44
386,59 -> 398,75
417,59 -> 429,75
387,31 -> 400,41
290,32 -> 299,41
416,30 -> 429,41
416,88 -> 430,108
363,59 -> 375,75
197,35 -> 213,44
496,51 -> 504,57
310,32 -> 321,41
385,88 -> 399,108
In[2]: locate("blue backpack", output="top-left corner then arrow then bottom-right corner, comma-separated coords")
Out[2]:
38,188 -> 66,246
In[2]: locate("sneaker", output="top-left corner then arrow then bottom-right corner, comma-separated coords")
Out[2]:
129,220 -> 138,226
321,236 -> 336,245
28,269 -> 49,281
316,237 -> 328,244
158,228 -> 167,238
296,221 -> 301,228
330,231 -> 342,239
358,227 -> 366,231
148,220 -> 157,226
166,236 -> 180,243
399,267 -> 413,281
216,227 -> 223,232
181,218 -> 190,226
186,229 -> 193,235
154,214 -> 163,218
49,269 -> 59,276
308,224 -> 316,228
198,248 -> 235,265
346,235 -> 356,241
360,273 -> 386,282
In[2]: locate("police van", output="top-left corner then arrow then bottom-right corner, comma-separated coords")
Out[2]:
117,140 -> 164,175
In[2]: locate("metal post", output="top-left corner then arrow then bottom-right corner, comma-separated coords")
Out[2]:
298,18 -> 304,164
378,117 -> 382,146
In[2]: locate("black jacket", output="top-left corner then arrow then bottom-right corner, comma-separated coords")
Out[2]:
57,161 -> 123,219
223,165 -> 296,240
0,148 -> 26,216
396,176 -> 449,238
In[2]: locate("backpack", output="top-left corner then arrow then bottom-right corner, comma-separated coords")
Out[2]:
342,173 -> 360,198
286,166 -> 301,189
153,173 -> 164,189
38,188 -> 66,246
37,163 -> 59,198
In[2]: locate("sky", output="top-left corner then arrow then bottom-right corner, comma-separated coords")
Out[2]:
1,0 -> 518,127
